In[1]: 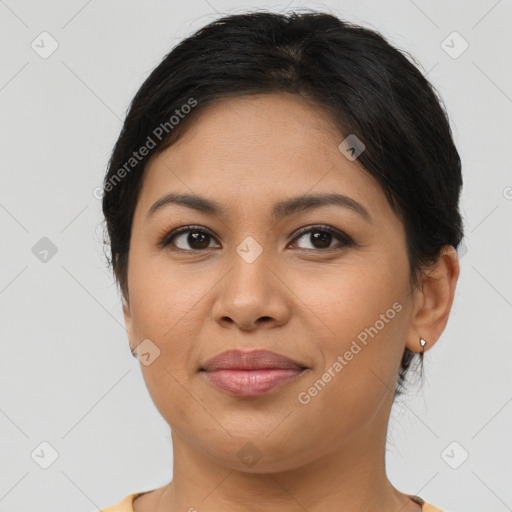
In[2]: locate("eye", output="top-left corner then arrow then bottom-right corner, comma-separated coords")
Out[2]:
159,224 -> 354,252
159,225 -> 220,251
288,225 -> 354,251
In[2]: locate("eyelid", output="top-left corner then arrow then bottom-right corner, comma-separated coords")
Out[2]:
159,224 -> 354,251
158,224 -> 217,249
288,224 -> 354,249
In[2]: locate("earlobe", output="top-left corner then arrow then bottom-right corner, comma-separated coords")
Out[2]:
406,245 -> 460,353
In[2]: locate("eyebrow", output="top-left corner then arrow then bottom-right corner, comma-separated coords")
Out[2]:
146,192 -> 372,223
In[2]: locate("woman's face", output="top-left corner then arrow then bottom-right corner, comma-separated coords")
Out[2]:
123,92 -> 423,471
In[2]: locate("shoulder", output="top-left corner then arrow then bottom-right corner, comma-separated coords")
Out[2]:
99,492 -> 449,512
407,493 -> 448,512
423,502 -> 449,512
98,492 -> 146,512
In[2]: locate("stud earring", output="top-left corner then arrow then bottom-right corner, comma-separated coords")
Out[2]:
420,338 -> 427,352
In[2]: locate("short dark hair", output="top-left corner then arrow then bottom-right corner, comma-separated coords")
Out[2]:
102,10 -> 464,398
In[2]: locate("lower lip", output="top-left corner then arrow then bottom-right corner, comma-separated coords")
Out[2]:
202,368 -> 306,397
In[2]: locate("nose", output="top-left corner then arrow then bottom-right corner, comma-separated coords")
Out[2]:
211,250 -> 291,332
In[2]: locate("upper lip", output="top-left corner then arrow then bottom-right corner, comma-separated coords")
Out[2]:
200,349 -> 308,371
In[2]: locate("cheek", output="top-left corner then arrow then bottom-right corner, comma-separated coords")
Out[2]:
128,245 -> 212,336
127,250 -> 222,390
292,255 -> 404,343
292,305 -> 407,447
294,254 -> 409,406
127,263 -> 211,429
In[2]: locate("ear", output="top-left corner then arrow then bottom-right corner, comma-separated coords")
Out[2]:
122,294 -> 136,354
406,245 -> 460,353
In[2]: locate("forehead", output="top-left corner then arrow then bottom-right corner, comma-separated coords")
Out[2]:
163,92 -> 345,165
137,93 -> 390,223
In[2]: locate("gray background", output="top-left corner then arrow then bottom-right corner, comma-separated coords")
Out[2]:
1,0 -> 511,511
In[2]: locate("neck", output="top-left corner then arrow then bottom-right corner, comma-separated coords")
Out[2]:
156,409 -> 420,512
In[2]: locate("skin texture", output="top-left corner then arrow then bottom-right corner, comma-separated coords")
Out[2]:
123,92 -> 460,512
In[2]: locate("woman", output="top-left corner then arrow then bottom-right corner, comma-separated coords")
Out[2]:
100,10 -> 462,512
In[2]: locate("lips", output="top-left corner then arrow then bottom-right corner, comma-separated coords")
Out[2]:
200,349 -> 307,372
200,349 -> 309,397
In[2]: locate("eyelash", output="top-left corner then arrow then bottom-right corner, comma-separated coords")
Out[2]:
158,224 -> 355,253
